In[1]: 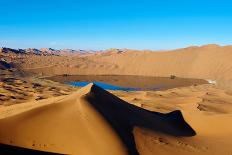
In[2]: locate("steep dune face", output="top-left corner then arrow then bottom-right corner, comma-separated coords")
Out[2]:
0,84 -> 195,154
18,45 -> 232,88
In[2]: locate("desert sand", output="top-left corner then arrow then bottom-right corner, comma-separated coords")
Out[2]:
0,45 -> 232,154
12,44 -> 232,89
0,83 -> 232,154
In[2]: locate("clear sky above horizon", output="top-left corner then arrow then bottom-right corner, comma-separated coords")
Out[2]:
0,0 -> 232,50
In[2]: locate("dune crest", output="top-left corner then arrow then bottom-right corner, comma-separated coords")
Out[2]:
0,83 -> 195,154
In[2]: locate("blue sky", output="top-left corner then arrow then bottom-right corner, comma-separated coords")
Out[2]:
0,0 -> 232,50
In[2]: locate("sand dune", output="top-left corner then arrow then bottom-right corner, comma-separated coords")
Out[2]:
0,60 -> 13,70
1,45 -> 232,154
0,84 -> 196,154
115,84 -> 232,155
12,44 -> 232,89
0,75 -> 76,106
0,82 -> 232,154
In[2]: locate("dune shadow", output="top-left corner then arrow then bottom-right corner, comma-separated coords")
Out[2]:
0,60 -> 13,70
0,83 -> 196,155
0,143 -> 63,155
83,84 -> 196,155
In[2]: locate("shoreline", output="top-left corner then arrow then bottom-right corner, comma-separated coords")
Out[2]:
46,75 -> 208,91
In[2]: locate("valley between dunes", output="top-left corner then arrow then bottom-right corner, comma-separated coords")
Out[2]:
0,45 -> 232,155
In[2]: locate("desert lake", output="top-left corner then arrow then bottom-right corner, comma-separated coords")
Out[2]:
46,75 -> 208,91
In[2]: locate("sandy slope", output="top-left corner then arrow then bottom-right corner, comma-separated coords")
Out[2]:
16,44 -> 232,89
0,84 -> 128,154
0,84 -> 196,154
113,84 -> 232,155
0,84 -> 232,155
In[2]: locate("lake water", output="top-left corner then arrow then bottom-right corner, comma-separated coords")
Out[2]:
67,81 -> 160,91
47,75 -> 208,91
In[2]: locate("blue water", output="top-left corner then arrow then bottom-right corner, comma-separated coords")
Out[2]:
66,81 -> 159,91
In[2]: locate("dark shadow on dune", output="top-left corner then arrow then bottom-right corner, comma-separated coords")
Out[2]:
0,143 -> 63,155
0,60 -> 13,70
0,83 -> 196,155
83,84 -> 196,155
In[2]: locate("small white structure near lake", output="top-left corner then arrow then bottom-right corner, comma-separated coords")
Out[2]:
206,79 -> 217,84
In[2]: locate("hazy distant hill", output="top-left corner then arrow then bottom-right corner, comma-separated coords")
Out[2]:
0,47 -> 95,56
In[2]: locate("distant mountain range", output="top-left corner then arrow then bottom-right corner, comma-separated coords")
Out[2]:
0,47 -> 97,56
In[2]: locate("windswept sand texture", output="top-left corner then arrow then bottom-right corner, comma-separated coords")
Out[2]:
0,64 -> 77,106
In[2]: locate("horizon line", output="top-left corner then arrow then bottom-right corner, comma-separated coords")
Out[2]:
1,43 -> 230,52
